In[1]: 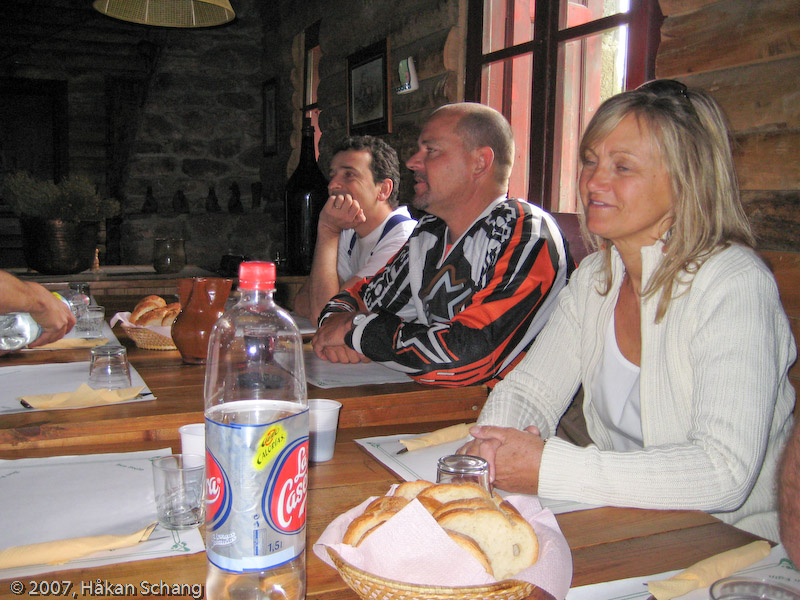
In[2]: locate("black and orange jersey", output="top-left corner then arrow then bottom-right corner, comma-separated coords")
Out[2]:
319,198 -> 574,387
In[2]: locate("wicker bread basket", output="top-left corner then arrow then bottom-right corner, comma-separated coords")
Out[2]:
327,548 -> 554,600
122,324 -> 177,351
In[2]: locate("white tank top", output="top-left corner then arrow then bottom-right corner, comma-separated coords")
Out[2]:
590,314 -> 643,450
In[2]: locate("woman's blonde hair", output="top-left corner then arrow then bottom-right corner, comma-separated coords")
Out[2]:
578,81 -> 755,321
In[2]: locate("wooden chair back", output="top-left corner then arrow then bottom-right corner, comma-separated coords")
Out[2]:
552,212 -> 592,265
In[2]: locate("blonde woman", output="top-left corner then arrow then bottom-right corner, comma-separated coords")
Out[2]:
462,80 -> 796,542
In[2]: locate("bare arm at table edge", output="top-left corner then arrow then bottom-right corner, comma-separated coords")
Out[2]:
0,270 -> 75,350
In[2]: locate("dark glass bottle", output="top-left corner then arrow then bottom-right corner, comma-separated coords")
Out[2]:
284,117 -> 328,275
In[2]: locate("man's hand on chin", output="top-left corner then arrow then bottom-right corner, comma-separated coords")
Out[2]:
312,313 -> 368,363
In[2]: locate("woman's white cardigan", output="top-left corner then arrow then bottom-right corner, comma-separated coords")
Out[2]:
478,242 -> 796,541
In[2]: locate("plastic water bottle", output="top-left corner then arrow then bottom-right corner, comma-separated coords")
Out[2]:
0,290 -> 87,351
56,289 -> 90,320
0,312 -> 42,351
204,261 -> 309,600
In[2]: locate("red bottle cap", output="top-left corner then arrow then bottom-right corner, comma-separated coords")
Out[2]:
238,261 -> 276,291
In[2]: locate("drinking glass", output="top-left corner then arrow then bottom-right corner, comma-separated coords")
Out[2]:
88,344 -> 132,389
152,454 -> 205,530
709,577 -> 800,599
75,305 -> 105,338
436,454 -> 491,491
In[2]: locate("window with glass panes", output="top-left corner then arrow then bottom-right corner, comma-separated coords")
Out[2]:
465,0 -> 662,212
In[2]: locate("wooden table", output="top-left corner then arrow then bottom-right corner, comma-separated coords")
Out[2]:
0,299 -> 489,452
0,423 -> 760,600
0,312 -> 761,599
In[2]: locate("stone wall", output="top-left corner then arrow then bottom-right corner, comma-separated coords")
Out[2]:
120,0 -> 280,270
4,0 -> 796,273
269,0 -> 466,212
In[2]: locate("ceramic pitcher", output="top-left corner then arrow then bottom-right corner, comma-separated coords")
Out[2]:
171,277 -> 233,364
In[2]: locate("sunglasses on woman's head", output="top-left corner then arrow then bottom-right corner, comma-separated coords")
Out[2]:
636,79 -> 698,117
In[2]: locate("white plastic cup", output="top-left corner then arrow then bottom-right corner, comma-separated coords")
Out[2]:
308,399 -> 342,463
179,423 -> 205,460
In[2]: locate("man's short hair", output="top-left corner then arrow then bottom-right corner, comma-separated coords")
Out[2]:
332,135 -> 401,208
433,103 -> 515,185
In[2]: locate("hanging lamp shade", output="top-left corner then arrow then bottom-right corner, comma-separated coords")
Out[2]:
93,0 -> 235,28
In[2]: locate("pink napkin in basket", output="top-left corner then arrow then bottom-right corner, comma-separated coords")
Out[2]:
313,489 -> 572,600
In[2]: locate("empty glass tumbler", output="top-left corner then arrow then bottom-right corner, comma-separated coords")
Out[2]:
436,454 -> 491,491
88,344 -> 132,389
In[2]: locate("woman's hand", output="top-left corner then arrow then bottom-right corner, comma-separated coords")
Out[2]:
459,425 -> 545,495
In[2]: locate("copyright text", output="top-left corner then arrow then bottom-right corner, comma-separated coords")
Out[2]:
7,580 -> 204,599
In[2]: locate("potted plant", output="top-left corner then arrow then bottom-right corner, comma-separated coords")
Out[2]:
2,171 -> 121,275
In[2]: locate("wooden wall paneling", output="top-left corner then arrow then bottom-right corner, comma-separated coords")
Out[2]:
744,191 -> 800,252
657,0 -> 800,77
682,57 -> 800,133
657,0 -> 718,18
733,131 -> 800,191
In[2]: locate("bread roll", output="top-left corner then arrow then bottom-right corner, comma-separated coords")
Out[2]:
343,509 -> 398,547
341,480 -> 539,580
445,530 -> 493,576
432,497 -> 497,520
394,480 -> 434,500
416,482 -> 491,505
135,306 -> 170,326
364,495 -> 408,515
435,507 -> 539,580
161,306 -> 181,327
131,295 -> 167,324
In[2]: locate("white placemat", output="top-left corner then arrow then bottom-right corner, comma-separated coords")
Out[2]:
355,432 -> 601,515
304,351 -> 413,388
0,448 -> 204,579
0,360 -> 153,414
565,544 -> 799,599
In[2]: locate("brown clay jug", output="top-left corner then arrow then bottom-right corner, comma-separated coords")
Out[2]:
171,277 -> 233,364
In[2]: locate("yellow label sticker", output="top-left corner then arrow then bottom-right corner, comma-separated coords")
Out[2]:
253,424 -> 287,470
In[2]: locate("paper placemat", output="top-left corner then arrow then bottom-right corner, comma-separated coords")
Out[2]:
305,351 -> 413,388
290,313 -> 317,336
356,432 -> 601,515
565,544 -> 799,599
22,320 -> 119,350
0,448 -> 204,579
0,361 -> 153,414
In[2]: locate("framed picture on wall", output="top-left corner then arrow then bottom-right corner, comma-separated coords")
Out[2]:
262,79 -> 278,155
347,39 -> 390,136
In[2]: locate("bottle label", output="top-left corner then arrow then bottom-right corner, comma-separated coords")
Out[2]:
205,401 -> 309,573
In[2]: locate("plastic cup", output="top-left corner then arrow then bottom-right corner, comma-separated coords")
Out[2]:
179,423 -> 205,461
151,454 -> 205,530
87,344 -> 131,389
76,305 -> 105,338
308,399 -> 342,463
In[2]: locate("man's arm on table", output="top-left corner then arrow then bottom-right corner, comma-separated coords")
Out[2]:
314,206 -> 568,386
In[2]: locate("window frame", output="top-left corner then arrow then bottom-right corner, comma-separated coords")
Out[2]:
465,0 -> 663,210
